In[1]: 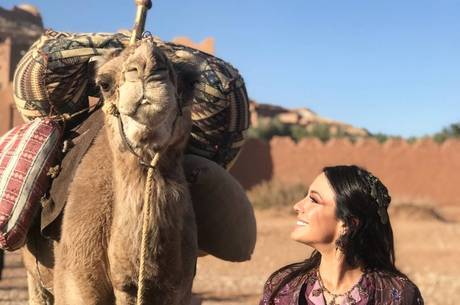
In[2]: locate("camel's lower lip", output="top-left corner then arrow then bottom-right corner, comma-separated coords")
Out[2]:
121,113 -> 152,129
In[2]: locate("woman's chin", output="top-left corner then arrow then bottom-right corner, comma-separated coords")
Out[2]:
290,226 -> 309,243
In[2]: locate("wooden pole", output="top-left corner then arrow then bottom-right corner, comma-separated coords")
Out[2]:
130,0 -> 153,46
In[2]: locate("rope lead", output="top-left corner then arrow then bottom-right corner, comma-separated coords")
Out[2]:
136,152 -> 160,305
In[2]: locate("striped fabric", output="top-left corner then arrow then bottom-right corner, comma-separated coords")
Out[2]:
13,31 -> 128,125
0,119 -> 62,251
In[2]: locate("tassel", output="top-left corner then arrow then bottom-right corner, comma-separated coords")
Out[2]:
102,102 -> 120,117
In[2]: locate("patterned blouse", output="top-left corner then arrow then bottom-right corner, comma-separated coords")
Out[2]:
259,268 -> 424,305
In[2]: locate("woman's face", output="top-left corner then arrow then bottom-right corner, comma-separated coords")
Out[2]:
290,172 -> 344,249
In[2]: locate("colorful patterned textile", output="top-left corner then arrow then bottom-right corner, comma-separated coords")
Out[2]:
0,119 -> 62,250
13,31 -> 127,123
13,30 -> 250,169
259,268 -> 424,305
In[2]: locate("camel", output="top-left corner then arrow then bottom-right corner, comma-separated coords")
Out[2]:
22,38 -> 200,305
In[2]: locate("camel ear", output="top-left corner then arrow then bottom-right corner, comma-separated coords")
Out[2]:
88,49 -> 124,75
88,56 -> 107,71
170,59 -> 200,107
176,65 -> 200,105
88,49 -> 124,96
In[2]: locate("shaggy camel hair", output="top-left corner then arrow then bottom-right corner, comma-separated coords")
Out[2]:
22,38 -> 200,305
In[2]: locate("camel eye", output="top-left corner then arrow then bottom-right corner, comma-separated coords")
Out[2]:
97,75 -> 113,92
146,69 -> 168,83
99,81 -> 110,91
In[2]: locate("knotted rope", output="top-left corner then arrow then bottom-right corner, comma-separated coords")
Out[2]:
137,153 -> 160,305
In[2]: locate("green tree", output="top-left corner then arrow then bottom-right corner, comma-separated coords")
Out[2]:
289,125 -> 309,142
432,122 -> 460,143
371,132 -> 389,143
247,118 -> 291,141
309,123 -> 331,142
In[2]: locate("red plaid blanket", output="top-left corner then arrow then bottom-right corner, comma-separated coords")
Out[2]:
0,119 -> 62,250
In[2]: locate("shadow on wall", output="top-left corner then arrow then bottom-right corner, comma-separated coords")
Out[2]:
230,138 -> 273,190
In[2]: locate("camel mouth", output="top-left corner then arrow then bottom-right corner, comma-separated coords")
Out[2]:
120,114 -> 150,134
118,112 -> 173,150
120,101 -> 169,126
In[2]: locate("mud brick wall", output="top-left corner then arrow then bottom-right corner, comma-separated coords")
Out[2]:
231,137 -> 460,205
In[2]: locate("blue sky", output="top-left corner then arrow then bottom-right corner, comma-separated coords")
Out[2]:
4,0 -> 460,137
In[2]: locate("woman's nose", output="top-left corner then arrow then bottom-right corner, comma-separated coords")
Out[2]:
293,199 -> 304,213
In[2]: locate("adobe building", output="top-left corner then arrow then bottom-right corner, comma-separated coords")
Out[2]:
0,4 -> 44,135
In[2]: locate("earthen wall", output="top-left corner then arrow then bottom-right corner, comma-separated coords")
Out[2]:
230,137 -> 460,205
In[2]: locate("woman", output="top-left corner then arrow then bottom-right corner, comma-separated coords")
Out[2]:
259,165 -> 423,305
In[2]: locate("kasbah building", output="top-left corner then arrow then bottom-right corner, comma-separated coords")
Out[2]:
0,4 -> 44,135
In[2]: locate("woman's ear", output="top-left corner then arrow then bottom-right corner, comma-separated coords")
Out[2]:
339,221 -> 348,237
340,217 -> 359,235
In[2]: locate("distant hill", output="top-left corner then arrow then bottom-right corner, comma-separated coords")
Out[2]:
250,101 -> 369,139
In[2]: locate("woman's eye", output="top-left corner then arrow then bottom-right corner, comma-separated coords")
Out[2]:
309,196 -> 318,204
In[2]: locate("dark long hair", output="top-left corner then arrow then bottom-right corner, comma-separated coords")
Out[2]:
267,165 -> 403,305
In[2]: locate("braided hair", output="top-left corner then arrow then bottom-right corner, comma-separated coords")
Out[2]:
266,165 -> 402,305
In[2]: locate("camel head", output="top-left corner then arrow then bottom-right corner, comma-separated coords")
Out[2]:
95,38 -> 198,159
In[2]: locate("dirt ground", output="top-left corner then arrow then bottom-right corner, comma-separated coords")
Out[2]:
1,206 -> 459,305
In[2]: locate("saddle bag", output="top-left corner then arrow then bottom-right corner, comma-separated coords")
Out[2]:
0,119 -> 62,250
13,30 -> 250,169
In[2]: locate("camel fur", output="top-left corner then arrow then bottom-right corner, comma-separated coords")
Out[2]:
22,38 -> 199,305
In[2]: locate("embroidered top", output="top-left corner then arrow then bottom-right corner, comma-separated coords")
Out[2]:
259,268 -> 424,305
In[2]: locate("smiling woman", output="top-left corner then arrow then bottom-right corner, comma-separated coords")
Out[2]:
259,165 -> 424,305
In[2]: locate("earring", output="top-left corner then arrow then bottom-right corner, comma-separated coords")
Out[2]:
335,234 -> 346,251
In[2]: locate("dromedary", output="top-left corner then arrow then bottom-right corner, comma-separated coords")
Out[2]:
22,38 -> 199,305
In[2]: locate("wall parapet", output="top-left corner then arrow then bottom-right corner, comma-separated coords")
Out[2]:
269,136 -> 460,149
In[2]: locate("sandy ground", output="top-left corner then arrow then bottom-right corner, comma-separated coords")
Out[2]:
1,207 -> 459,305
